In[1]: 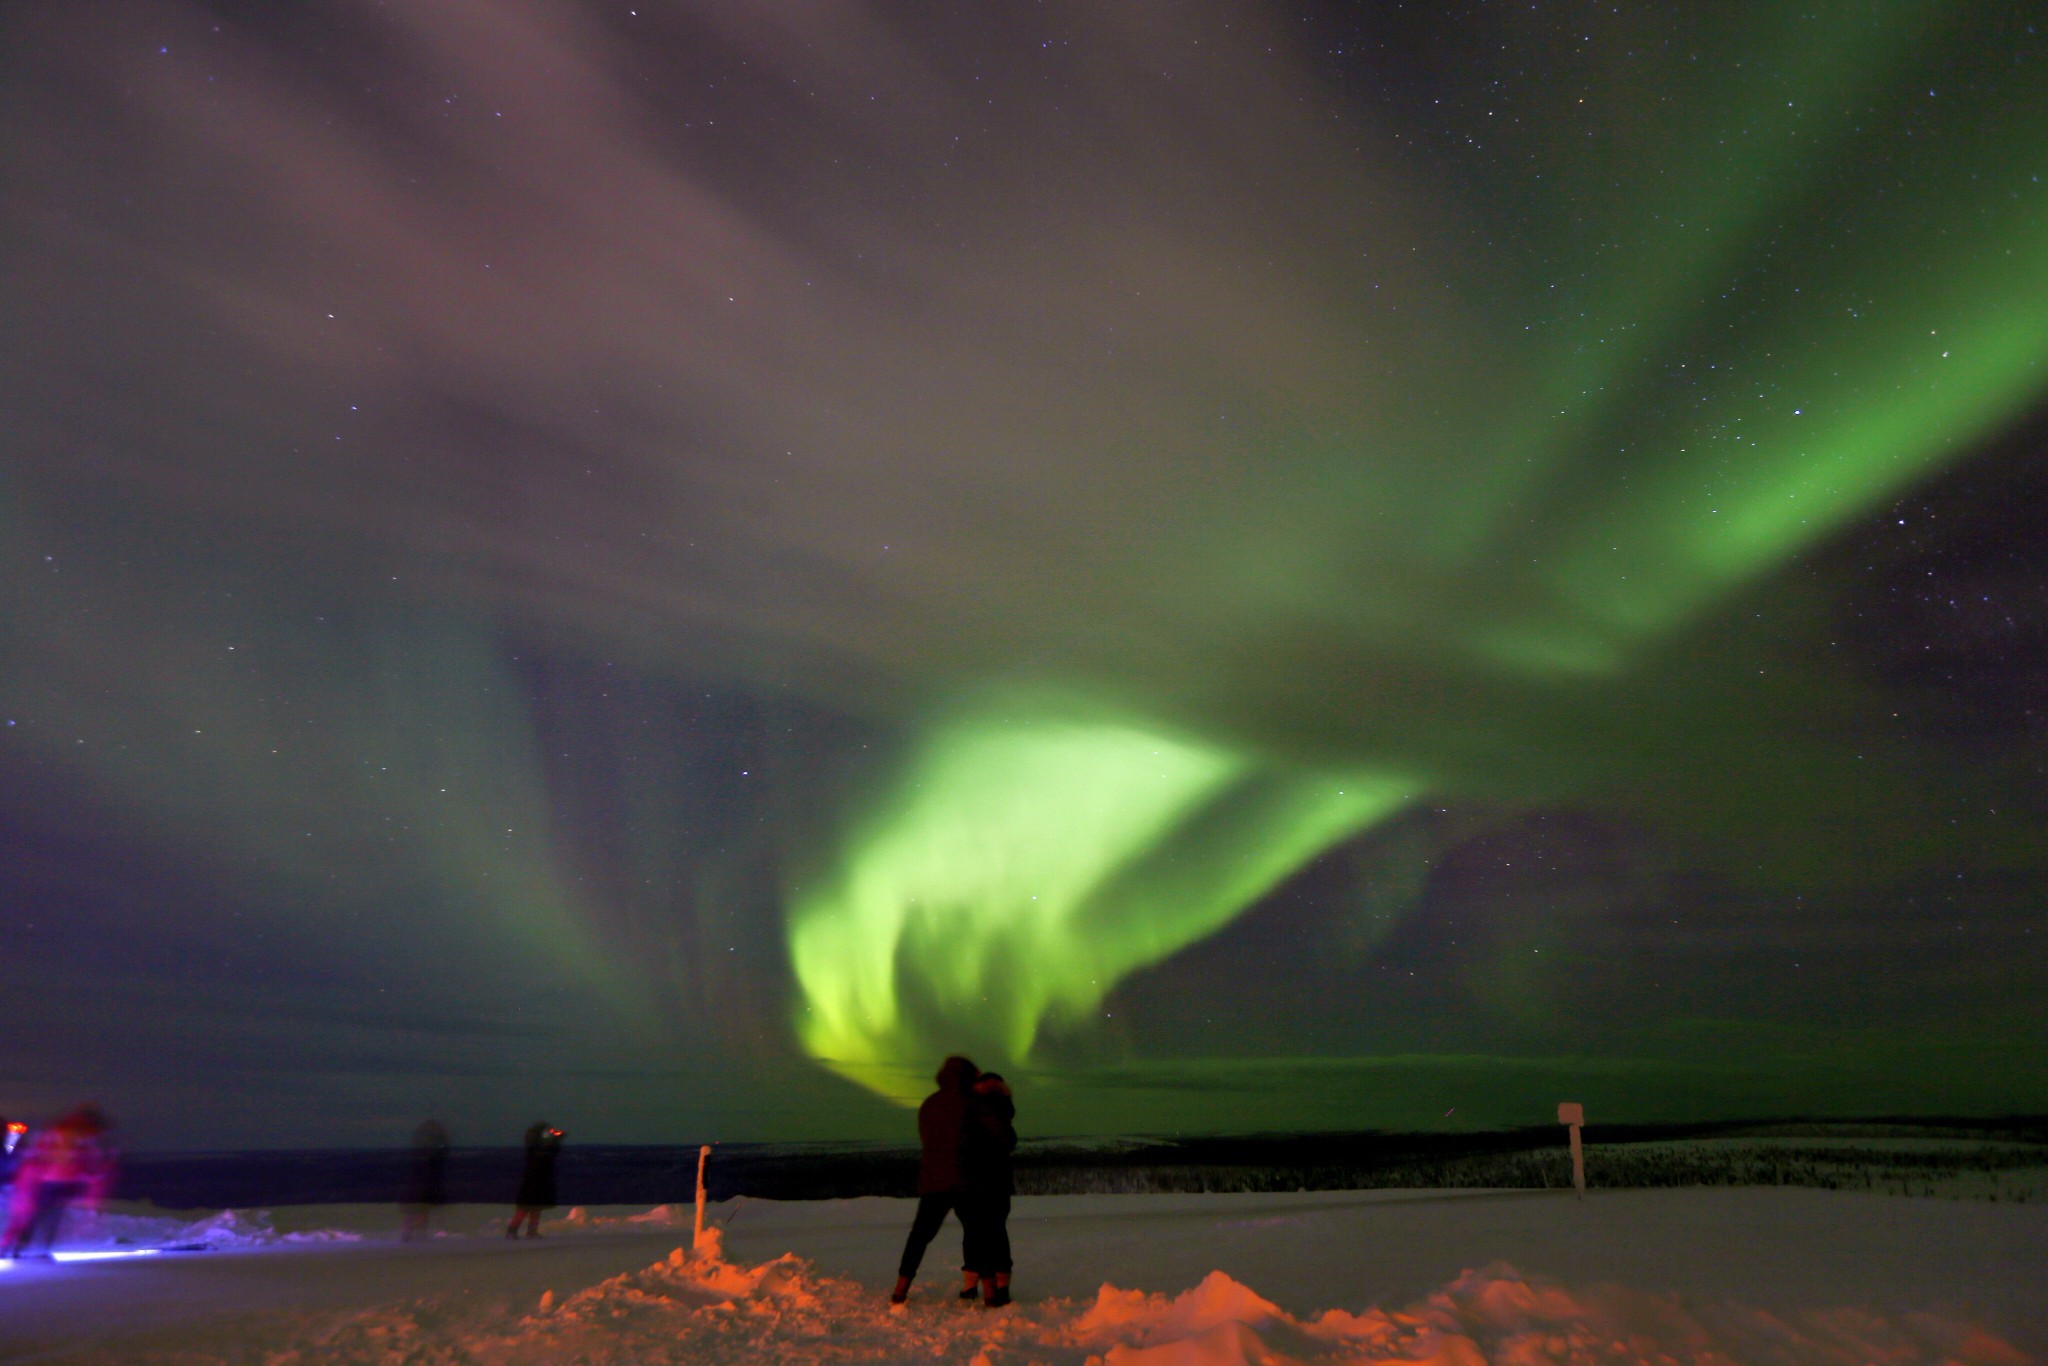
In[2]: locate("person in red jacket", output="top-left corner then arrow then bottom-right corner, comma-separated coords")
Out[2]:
890,1055 -> 980,1304
1,1106 -> 114,1259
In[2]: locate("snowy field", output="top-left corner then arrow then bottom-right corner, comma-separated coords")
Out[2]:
0,1187 -> 2042,1363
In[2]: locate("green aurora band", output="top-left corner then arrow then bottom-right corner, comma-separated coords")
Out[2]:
789,713 -> 1414,1099
786,4 -> 2048,1101
3,2 -> 2046,1138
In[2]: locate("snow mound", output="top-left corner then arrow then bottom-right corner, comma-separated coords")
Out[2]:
533,1202 -> 694,1234
229,1242 -> 2027,1366
626,1201 -> 693,1225
1071,1270 -> 1287,1353
50,1207 -> 363,1253
172,1209 -> 359,1248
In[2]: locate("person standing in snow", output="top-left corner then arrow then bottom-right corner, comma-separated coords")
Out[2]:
0,1106 -> 114,1259
890,1054 -> 981,1305
507,1122 -> 563,1238
961,1071 -> 1018,1307
401,1118 -> 451,1241
0,1116 -> 23,1188
0,1117 -> 15,1238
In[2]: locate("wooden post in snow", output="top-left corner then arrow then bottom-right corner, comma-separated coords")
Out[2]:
1557,1102 -> 1585,1198
693,1144 -> 712,1250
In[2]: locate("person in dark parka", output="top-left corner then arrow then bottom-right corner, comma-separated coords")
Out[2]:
890,1055 -> 980,1304
507,1122 -> 563,1238
961,1071 -> 1018,1306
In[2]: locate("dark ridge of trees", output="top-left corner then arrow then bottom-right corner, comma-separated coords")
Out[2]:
116,1117 -> 2048,1208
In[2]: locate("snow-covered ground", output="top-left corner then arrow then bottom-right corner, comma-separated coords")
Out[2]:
0,1188 -> 2041,1363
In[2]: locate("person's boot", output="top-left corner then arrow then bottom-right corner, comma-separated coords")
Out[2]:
958,1274 -> 980,1302
890,1274 -> 912,1306
983,1279 -> 1011,1309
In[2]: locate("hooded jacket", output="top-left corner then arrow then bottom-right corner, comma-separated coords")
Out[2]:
963,1078 -> 1018,1196
914,1056 -> 980,1195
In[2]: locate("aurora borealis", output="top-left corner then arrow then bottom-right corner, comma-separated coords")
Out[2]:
2,1 -> 2046,1147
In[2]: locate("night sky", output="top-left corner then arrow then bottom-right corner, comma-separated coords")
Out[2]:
3,2 -> 2045,1150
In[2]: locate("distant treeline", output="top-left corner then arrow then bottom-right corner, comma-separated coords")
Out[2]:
1012,1118 -> 2048,1200
115,1117 -> 2048,1209
1014,1141 -> 2048,1200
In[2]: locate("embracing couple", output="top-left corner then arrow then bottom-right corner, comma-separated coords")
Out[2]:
890,1055 -> 1017,1308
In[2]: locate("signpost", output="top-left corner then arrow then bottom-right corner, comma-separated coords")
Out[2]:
693,1144 -> 713,1251
1557,1102 -> 1585,1198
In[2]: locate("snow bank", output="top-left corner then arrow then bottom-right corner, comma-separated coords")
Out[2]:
536,1201 -> 694,1233
42,1200 -> 698,1252
228,1225 -> 2025,1366
48,1206 -> 363,1253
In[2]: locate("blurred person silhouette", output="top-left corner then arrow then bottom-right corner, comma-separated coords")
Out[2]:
1,1106 -> 114,1259
961,1071 -> 1018,1307
0,1116 -> 25,1184
0,1116 -> 21,1233
507,1122 -> 563,1238
891,1055 -> 981,1305
400,1118 -> 450,1241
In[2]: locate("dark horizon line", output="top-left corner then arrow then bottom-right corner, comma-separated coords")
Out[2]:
111,1113 -> 2048,1158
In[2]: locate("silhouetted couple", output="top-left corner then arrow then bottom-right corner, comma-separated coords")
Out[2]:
892,1055 -> 1017,1308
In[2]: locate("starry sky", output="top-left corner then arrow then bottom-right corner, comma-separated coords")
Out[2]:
2,1 -> 2045,1150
